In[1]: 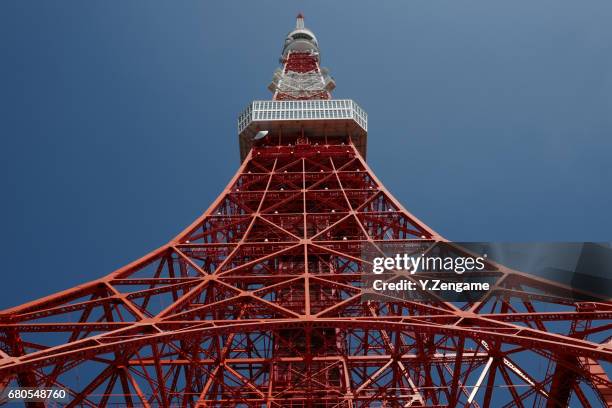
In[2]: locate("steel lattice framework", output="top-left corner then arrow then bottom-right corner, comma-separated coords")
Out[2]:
1,14 -> 612,408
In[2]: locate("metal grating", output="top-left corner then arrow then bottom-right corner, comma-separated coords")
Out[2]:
238,99 -> 367,134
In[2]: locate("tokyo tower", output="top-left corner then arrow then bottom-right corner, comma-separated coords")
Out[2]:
1,14 -> 611,407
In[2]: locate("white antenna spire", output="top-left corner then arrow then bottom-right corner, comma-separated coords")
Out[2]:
296,13 -> 305,29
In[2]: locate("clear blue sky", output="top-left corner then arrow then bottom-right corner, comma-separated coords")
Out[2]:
1,1 -> 611,308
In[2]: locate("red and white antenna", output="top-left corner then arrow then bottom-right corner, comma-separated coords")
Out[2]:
269,13 -> 335,100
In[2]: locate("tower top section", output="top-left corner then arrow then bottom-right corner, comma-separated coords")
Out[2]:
281,14 -> 320,59
237,15 -> 367,162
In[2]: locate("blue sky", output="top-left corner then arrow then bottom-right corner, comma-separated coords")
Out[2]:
0,1 -> 611,307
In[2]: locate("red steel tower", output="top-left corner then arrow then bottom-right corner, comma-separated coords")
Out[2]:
1,14 -> 611,407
